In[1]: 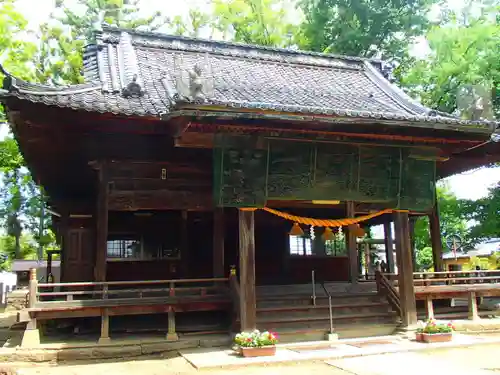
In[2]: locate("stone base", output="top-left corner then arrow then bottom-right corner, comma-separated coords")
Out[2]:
21,329 -> 40,348
98,337 -> 111,345
166,333 -> 179,342
325,333 -> 339,341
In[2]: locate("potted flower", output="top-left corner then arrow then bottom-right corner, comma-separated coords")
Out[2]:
416,319 -> 454,343
234,330 -> 278,357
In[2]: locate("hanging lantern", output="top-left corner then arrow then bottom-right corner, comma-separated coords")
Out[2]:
289,222 -> 304,236
353,224 -> 366,238
322,227 -> 335,241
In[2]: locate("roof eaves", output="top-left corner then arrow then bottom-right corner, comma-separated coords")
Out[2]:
165,106 -> 496,134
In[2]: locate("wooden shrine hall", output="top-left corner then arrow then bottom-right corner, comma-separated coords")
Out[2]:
1,26 -> 500,346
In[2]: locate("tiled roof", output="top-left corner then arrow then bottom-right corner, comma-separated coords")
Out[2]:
0,26 -> 497,128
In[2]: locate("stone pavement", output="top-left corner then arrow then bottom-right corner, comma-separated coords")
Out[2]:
4,345 -> 500,375
179,333 -> 500,369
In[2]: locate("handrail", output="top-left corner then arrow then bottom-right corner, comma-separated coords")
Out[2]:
36,277 -> 231,304
311,270 -> 316,306
38,277 -> 229,288
375,271 -> 402,319
320,282 -> 334,335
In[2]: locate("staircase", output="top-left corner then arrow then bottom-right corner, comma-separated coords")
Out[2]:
253,283 -> 400,343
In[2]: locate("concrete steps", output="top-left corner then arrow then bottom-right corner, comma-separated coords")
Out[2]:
251,284 -> 399,342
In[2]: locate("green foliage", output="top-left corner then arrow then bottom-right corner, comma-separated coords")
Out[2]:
416,246 -> 433,271
413,184 -> 470,255
212,0 -> 298,47
401,10 -> 500,119
37,0 -> 168,84
298,0 -> 435,60
463,182 -> 500,241
0,234 -> 38,271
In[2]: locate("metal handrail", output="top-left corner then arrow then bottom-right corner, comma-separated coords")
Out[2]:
321,282 -> 334,335
311,270 -> 316,306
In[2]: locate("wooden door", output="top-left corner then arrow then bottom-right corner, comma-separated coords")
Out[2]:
62,228 -> 95,282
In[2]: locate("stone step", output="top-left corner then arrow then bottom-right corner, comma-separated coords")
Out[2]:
261,322 -> 399,343
257,293 -> 384,308
257,302 -> 392,318
256,312 -> 398,330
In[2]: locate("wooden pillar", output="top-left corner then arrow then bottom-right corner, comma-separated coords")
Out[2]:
425,296 -> 434,319
98,308 -> 111,344
394,212 -> 417,327
213,208 -> 225,278
346,201 -> 359,283
409,217 -> 417,272
364,243 -> 371,279
21,268 -> 40,347
238,209 -> 256,331
468,291 -> 480,320
429,202 -> 443,272
95,163 -> 109,282
180,210 -> 189,277
166,309 -> 179,341
383,221 -> 395,273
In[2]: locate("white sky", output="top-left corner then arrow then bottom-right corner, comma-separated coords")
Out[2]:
12,0 -> 500,204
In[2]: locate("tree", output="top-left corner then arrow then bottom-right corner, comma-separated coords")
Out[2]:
413,184 -> 470,253
37,0 -> 168,84
0,0 -> 41,260
401,10 -> 500,119
212,0 -> 298,47
463,182 -> 500,241
298,0 -> 436,61
416,246 -> 433,271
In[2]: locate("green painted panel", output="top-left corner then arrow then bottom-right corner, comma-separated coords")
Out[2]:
213,136 -> 436,210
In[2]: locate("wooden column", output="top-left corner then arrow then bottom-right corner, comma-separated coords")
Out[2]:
346,201 -> 359,283
180,210 -> 189,277
429,202 -> 443,272
21,268 -> 40,347
98,308 -> 111,344
383,221 -> 395,273
213,208 -> 225,278
238,209 -> 256,331
409,216 -> 417,272
394,212 -> 417,327
95,163 -> 109,282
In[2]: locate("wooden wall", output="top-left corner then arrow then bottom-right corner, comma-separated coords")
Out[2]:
60,209 -> 350,284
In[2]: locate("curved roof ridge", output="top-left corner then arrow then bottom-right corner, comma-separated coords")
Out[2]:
99,25 -> 379,67
363,61 -> 434,117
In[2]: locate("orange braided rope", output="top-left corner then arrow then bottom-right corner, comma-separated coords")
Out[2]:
239,207 -> 408,227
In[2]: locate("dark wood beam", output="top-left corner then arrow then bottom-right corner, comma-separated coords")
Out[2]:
394,212 -> 417,327
108,190 -> 212,211
383,221 -> 395,273
213,208 -> 225,278
95,163 -> 109,282
238,209 -> 256,331
346,201 -> 359,283
429,201 -> 444,272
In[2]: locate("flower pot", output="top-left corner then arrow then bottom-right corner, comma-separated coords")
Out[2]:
415,332 -> 423,342
422,333 -> 452,343
240,346 -> 276,357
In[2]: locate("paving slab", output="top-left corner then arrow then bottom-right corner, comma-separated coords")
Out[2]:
327,352 -> 494,375
179,333 -> 500,370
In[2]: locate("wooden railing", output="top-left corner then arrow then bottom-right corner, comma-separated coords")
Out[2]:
32,277 -> 230,305
413,270 -> 500,286
375,271 -> 402,319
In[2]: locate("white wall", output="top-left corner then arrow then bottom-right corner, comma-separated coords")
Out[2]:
0,272 -> 17,305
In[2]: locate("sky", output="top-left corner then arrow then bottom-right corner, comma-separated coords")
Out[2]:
11,0 -> 500,202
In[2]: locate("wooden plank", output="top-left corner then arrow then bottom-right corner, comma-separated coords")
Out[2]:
394,212 -> 417,327
180,210 -> 189,277
95,162 -> 109,282
238,209 -> 256,331
38,277 -> 229,288
429,200 -> 444,272
108,190 -> 212,211
346,201 -> 359,283
383,221 -> 395,273
213,208 -> 225,278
